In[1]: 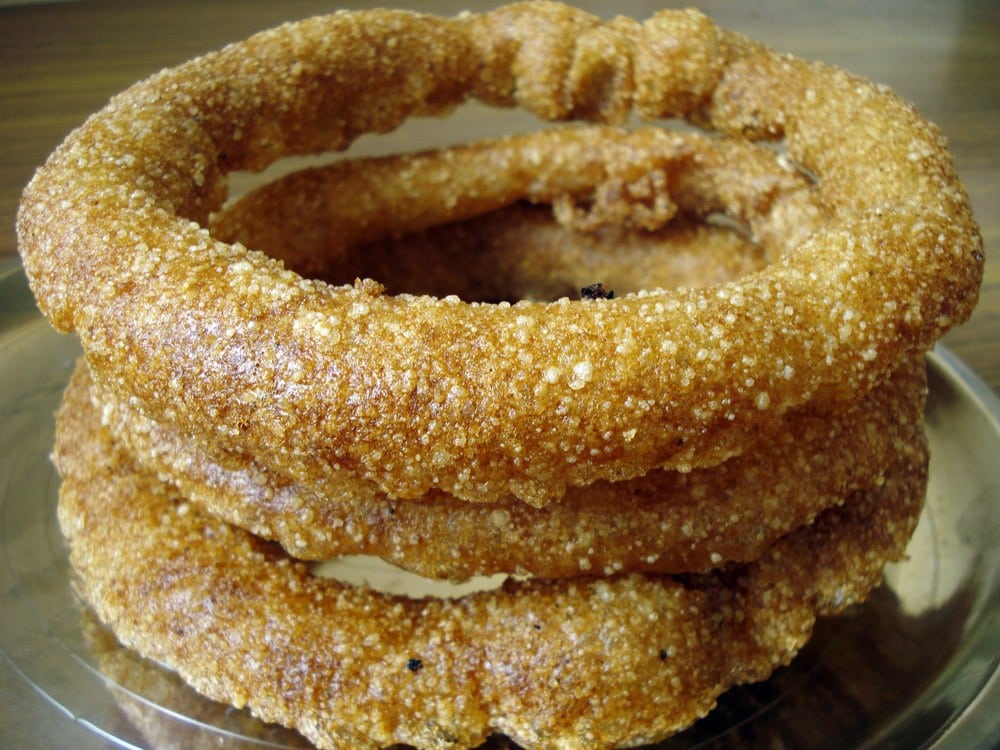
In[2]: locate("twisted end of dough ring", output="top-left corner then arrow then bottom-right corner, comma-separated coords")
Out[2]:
17,2 -> 982,505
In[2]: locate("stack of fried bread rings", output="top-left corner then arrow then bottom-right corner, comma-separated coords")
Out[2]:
18,3 -> 982,749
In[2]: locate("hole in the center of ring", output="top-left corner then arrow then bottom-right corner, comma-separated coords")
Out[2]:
333,204 -> 767,303
216,198 -> 767,304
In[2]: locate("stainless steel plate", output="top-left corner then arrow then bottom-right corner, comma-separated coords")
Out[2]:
1,260 -> 997,750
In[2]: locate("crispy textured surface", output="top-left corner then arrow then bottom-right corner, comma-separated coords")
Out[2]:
80,609 -> 314,750
18,3 -> 978,745
84,356 -> 927,580
18,2 -> 982,506
55,373 -> 927,750
210,128 -> 811,289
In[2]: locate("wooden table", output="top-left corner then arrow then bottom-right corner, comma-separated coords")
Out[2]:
1,3 -> 998,749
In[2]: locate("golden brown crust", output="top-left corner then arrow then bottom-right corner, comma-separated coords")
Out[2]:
55,363 -> 927,750
18,3 -> 981,506
82,355 -> 927,580
80,609 -> 313,750
209,127 -> 813,285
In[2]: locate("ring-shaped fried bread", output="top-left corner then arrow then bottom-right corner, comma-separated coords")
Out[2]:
55,365 -> 928,750
83,348 -> 927,581
18,3 -> 981,506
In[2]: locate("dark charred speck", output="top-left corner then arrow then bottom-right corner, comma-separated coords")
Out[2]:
659,649 -> 668,661
581,283 -> 614,300
407,658 -> 423,672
